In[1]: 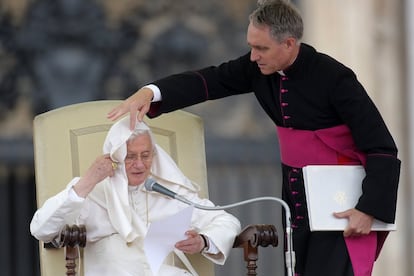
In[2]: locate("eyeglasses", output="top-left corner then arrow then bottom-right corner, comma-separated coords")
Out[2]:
124,151 -> 153,165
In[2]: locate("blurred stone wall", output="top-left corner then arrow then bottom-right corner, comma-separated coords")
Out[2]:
302,1 -> 409,275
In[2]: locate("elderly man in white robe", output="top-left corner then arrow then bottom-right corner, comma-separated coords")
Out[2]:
30,116 -> 241,276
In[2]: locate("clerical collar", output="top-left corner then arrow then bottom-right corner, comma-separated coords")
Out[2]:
128,184 -> 140,192
277,70 -> 286,76
282,43 -> 314,78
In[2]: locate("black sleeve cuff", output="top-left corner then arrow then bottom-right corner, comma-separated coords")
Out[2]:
356,154 -> 401,223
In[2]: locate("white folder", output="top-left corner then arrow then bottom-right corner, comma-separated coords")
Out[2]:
302,165 -> 396,231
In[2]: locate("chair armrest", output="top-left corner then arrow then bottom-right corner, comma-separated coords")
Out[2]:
233,224 -> 278,276
46,225 -> 86,276
56,224 -> 87,248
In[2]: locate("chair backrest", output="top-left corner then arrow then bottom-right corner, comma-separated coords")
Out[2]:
33,100 -> 214,276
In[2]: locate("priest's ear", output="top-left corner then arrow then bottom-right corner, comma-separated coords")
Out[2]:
285,37 -> 298,49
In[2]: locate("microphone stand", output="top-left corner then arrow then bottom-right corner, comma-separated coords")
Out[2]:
175,195 -> 296,276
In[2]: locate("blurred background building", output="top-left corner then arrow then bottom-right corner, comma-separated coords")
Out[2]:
0,0 -> 411,275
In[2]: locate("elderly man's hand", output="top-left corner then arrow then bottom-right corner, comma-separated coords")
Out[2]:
73,154 -> 115,198
175,230 -> 206,254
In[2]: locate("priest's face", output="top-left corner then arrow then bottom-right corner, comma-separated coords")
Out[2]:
247,22 -> 298,75
124,133 -> 154,186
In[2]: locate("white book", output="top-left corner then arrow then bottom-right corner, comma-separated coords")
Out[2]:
302,165 -> 396,231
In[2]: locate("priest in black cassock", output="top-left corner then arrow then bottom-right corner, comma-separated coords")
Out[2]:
108,1 -> 401,275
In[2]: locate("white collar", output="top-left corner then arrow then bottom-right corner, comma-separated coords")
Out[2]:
277,70 -> 285,76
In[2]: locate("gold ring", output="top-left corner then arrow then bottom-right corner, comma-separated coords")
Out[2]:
111,162 -> 118,170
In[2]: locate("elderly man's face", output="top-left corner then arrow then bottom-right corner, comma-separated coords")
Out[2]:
124,134 -> 153,186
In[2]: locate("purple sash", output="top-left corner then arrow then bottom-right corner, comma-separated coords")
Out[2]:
277,124 -> 366,167
277,125 -> 384,276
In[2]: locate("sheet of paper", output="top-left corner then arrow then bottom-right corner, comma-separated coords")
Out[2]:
144,206 -> 194,275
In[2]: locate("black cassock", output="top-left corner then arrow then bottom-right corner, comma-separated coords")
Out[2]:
147,43 -> 401,276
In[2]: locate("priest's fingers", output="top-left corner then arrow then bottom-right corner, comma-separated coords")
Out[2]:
336,208 -> 373,237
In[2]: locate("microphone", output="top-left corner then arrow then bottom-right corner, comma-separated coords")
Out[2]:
144,178 -> 193,205
144,178 -> 296,276
144,178 -> 177,198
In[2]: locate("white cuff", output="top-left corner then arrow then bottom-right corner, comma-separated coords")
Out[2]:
69,187 -> 85,202
204,236 -> 220,254
143,84 -> 162,102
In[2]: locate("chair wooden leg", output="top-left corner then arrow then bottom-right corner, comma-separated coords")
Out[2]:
65,246 -> 78,276
243,243 -> 258,276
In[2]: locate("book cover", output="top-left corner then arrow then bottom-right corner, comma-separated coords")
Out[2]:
303,165 -> 396,231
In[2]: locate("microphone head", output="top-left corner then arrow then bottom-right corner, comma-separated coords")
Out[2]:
144,178 -> 157,191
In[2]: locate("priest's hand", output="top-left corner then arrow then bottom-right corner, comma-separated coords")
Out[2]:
334,208 -> 374,237
107,87 -> 153,130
